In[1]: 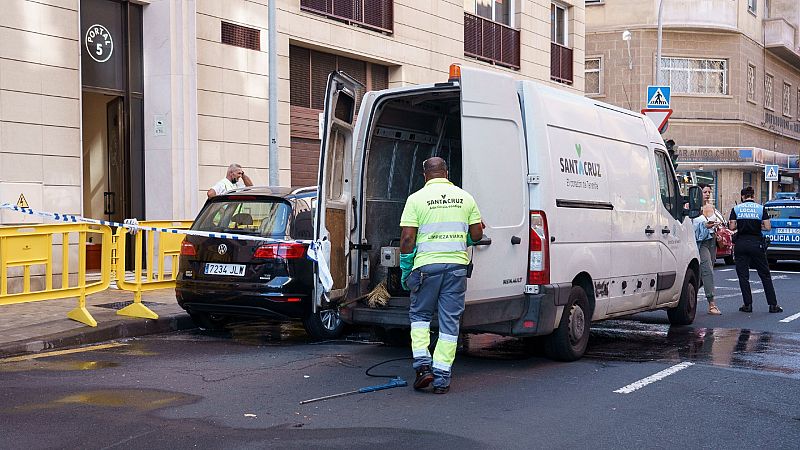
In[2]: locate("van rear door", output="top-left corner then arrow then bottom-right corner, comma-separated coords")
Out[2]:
458,66 -> 528,301
313,72 -> 360,308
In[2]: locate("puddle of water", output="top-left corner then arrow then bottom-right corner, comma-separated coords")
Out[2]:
0,360 -> 119,373
8,389 -> 200,413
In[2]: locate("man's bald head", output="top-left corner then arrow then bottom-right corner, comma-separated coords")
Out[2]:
423,157 -> 448,181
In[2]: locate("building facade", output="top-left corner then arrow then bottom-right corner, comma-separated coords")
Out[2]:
585,0 -> 800,212
0,0 -> 586,230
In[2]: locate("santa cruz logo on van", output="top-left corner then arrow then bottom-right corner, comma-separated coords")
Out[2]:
559,144 -> 602,177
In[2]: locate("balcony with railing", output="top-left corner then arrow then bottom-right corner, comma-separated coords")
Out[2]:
463,12 -> 520,70
550,42 -> 573,84
300,0 -> 393,34
764,18 -> 800,69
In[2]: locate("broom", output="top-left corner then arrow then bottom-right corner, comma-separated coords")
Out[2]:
337,279 -> 391,310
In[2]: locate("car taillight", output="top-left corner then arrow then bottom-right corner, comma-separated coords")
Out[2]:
180,239 -> 197,256
528,211 -> 549,285
254,243 -> 307,259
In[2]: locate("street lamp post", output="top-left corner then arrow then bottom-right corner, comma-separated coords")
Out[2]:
656,0 -> 665,84
268,0 -> 279,186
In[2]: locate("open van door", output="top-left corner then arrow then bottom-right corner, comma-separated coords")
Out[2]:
458,66 -> 529,301
313,72 -> 360,310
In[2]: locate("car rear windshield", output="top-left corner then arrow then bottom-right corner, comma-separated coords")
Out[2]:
193,198 -> 292,237
766,205 -> 800,220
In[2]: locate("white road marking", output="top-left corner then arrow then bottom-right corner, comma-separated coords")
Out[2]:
713,289 -> 764,300
718,268 -> 735,272
614,362 -> 695,394
779,312 -> 800,323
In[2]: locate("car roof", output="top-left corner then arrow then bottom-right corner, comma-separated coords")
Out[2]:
217,185 -> 317,200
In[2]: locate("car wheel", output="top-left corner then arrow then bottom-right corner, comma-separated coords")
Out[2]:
667,269 -> 697,326
188,311 -> 230,331
544,286 -> 590,362
302,308 -> 346,340
724,255 -> 735,266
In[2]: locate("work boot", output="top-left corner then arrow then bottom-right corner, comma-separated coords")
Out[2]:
769,305 -> 783,313
739,304 -> 753,313
414,365 -> 433,390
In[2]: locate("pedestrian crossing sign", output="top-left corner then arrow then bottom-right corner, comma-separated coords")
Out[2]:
765,164 -> 779,182
646,85 -> 671,109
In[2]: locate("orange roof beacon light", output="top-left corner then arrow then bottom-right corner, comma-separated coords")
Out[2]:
448,64 -> 462,82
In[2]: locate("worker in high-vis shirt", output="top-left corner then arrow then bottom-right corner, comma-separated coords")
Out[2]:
399,157 -> 483,394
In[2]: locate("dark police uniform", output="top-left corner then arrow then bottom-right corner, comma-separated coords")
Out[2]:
729,200 -> 778,308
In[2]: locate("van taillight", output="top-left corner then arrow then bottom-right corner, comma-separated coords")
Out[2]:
528,211 -> 549,285
254,243 -> 307,259
180,239 -> 196,256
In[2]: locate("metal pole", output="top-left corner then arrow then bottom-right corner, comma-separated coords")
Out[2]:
656,0 -> 665,85
268,0 -> 279,185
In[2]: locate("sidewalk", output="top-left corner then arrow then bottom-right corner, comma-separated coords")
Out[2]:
0,285 -> 194,358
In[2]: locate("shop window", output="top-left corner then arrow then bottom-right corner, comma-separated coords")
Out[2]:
658,57 -> 727,95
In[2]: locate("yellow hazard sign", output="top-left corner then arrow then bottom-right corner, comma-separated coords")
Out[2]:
17,193 -> 29,208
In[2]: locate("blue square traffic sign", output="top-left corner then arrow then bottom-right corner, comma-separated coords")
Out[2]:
647,86 -> 671,109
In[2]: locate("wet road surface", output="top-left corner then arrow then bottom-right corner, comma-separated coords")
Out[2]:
1,264 -> 800,449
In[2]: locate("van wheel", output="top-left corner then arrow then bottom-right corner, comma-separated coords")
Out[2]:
188,312 -> 230,331
667,270 -> 697,326
724,255 -> 734,266
544,286 -> 590,362
302,308 -> 346,340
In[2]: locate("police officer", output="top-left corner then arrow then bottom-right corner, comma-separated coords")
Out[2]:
729,186 -> 782,313
399,157 -> 483,394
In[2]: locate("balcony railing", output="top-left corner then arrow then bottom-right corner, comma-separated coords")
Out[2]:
463,12 -> 520,70
550,42 -> 573,84
300,0 -> 393,34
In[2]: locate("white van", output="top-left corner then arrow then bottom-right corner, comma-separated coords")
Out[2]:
313,65 -> 703,361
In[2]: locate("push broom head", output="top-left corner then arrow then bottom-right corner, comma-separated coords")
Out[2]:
366,280 -> 390,308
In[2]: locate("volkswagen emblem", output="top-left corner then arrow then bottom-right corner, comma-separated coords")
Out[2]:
217,244 -> 227,255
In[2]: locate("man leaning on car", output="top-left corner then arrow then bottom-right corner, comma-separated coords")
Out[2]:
207,163 -> 253,198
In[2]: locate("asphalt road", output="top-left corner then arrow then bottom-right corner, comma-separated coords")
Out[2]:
2,262 -> 799,449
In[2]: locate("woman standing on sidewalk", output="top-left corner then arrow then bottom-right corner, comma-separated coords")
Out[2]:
694,189 -> 722,315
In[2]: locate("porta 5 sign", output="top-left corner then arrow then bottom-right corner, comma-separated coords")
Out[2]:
85,24 -> 113,63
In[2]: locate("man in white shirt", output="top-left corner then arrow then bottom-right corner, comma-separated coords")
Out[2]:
207,164 -> 253,198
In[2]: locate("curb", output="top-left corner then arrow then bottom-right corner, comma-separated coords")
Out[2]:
0,312 -> 196,359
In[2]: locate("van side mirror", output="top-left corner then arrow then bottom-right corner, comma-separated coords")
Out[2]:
686,186 -> 703,219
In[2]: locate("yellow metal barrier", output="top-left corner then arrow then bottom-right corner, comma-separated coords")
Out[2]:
0,223 -> 112,327
114,221 -> 193,319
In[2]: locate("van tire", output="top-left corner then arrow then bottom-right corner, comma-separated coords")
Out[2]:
302,308 -> 346,340
544,286 -> 590,362
667,270 -> 697,326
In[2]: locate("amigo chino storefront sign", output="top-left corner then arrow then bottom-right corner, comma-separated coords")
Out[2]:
677,147 -> 792,168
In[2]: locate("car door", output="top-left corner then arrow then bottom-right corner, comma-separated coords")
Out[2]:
313,72 -> 360,308
458,66 -> 528,302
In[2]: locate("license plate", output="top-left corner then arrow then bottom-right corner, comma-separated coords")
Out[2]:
204,263 -> 246,276
776,228 -> 800,234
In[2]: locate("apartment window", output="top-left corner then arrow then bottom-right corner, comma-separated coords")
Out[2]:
764,74 -> 774,110
585,58 -> 602,95
550,3 -> 572,84
299,0 -> 393,33
221,22 -> 260,51
464,0 -> 515,27
747,0 -> 757,15
783,82 -> 792,117
658,57 -> 727,95
585,0 -> 603,4
747,63 -> 756,102
463,1 -> 521,69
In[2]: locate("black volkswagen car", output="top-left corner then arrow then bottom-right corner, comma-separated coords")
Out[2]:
175,186 -> 345,339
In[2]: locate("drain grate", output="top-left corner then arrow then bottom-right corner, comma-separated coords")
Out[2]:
94,301 -> 164,310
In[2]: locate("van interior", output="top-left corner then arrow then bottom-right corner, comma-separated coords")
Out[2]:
361,90 -> 462,296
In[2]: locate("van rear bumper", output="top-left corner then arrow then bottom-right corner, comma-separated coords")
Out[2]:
339,284 -> 565,337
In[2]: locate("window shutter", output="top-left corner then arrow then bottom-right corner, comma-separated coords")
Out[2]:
290,46 -> 311,108
221,21 -> 260,51
311,51 -> 337,110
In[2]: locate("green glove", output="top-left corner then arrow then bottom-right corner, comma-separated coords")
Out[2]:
400,248 -> 416,291
467,234 -> 476,247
